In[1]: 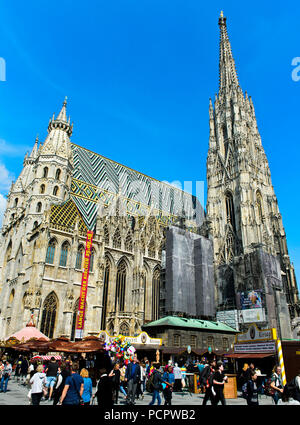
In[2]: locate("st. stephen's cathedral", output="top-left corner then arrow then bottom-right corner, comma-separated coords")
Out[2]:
0,13 -> 299,342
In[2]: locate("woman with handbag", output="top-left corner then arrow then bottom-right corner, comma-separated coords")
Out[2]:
0,360 -> 12,393
29,364 -> 47,405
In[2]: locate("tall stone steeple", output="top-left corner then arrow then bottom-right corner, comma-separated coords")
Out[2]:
206,12 -> 299,338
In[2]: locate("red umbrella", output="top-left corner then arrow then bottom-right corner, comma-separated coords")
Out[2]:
72,336 -> 104,353
48,337 -> 75,353
13,338 -> 50,353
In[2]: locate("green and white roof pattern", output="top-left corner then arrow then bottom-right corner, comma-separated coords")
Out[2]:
143,316 -> 237,333
70,144 -> 204,231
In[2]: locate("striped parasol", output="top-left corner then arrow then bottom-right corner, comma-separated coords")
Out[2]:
31,355 -> 62,361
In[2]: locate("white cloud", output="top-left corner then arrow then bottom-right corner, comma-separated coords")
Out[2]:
0,193 -> 7,228
0,162 -> 14,228
0,162 -> 14,192
0,138 -> 31,157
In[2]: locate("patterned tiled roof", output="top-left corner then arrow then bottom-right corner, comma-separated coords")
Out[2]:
69,143 -> 204,231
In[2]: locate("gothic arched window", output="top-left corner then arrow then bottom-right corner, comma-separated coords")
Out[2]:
71,299 -> 79,341
40,292 -> 58,339
14,198 -> 18,207
101,256 -> 111,330
53,186 -> 59,196
256,191 -> 263,223
89,249 -> 94,272
125,232 -> 133,252
152,267 -> 160,321
225,191 -> 236,232
40,184 -> 45,194
148,237 -> 155,258
9,289 -> 15,304
75,245 -> 84,269
104,225 -> 109,245
36,202 -> 42,213
113,228 -> 121,249
120,322 -> 130,336
43,167 -> 48,178
115,260 -> 126,312
55,169 -> 61,180
59,241 -> 69,267
45,238 -> 56,264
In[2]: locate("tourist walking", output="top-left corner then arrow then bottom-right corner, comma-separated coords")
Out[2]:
139,362 -> 146,399
30,365 -> 47,405
45,357 -> 59,401
15,355 -> 23,381
93,368 -> 114,407
201,359 -> 216,405
173,363 -> 182,392
148,363 -> 166,406
109,362 -> 121,404
125,355 -> 141,405
212,361 -> 228,406
20,356 -> 29,385
119,364 -> 127,400
245,370 -> 259,406
0,359 -> 12,393
52,361 -> 71,405
239,363 -> 250,391
58,361 -> 84,405
270,365 -> 284,404
162,365 -> 175,405
80,368 -> 93,405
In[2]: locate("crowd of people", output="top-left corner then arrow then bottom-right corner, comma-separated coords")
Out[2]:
0,352 -> 299,406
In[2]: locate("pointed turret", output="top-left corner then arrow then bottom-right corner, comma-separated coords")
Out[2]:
56,96 -> 68,122
40,97 -> 73,161
48,97 -> 73,137
29,135 -> 39,159
218,11 -> 240,94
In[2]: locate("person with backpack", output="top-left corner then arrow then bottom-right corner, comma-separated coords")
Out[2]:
45,357 -> 59,401
200,359 -> 216,405
148,363 -> 168,406
245,370 -> 259,406
270,365 -> 284,404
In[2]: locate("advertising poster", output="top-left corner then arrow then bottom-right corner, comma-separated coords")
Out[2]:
75,230 -> 93,339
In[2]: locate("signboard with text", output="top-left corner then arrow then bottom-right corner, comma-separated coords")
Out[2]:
75,230 -> 93,339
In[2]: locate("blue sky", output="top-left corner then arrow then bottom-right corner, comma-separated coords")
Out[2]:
0,1 -> 299,288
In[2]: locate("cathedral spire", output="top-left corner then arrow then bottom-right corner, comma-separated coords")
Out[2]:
218,11 -> 240,94
48,97 -> 73,137
56,96 -> 68,122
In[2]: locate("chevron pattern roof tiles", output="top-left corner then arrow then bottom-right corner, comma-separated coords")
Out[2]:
70,143 -> 204,231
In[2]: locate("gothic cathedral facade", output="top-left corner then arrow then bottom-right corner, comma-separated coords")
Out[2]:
0,13 -> 299,342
